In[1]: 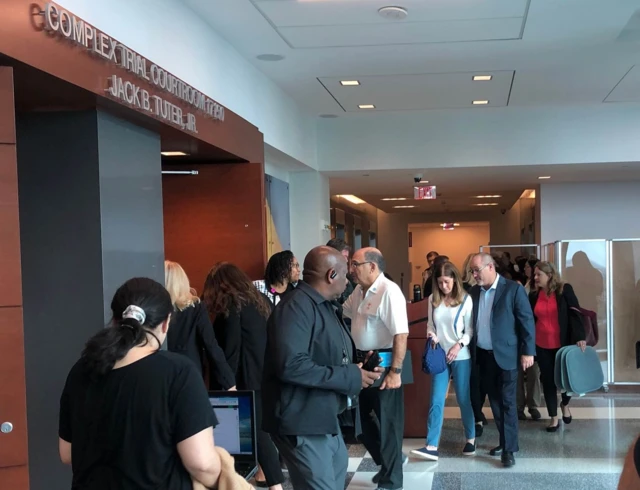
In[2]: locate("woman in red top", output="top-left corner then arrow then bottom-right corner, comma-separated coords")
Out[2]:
528,262 -> 586,432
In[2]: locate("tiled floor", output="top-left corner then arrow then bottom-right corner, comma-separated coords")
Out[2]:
266,394 -> 639,490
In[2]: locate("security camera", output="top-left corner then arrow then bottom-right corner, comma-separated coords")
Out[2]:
414,173 -> 423,183
501,208 -> 507,215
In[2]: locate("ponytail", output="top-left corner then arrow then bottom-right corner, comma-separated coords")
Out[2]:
81,278 -> 173,376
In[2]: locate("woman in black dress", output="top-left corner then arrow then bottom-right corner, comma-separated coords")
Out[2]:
164,260 -> 236,390
58,277 -> 222,489
203,262 -> 285,490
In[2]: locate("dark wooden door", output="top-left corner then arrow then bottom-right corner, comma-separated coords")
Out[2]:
0,66 -> 29,488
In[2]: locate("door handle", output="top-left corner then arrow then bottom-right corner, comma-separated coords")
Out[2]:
1,422 -> 13,434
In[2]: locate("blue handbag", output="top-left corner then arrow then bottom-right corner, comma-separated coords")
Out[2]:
422,296 -> 468,375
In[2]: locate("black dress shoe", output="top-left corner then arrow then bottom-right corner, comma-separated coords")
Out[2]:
475,422 -> 484,438
529,408 -> 542,420
517,410 -> 527,421
501,451 -> 515,467
490,446 -> 503,456
546,423 -> 560,433
561,403 -> 573,424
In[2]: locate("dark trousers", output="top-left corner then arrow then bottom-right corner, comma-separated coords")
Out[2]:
470,359 -> 487,423
272,433 -> 347,490
255,391 -> 285,486
536,346 -> 571,417
477,348 -> 519,453
358,387 -> 404,490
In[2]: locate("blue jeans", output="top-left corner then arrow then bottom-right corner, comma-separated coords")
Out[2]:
426,358 -> 475,447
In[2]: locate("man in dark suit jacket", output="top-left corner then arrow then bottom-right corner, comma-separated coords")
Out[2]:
469,253 -> 536,468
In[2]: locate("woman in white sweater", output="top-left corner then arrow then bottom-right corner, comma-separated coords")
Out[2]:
411,261 -> 475,461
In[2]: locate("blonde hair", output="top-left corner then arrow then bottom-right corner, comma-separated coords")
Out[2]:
164,260 -> 200,310
461,253 -> 477,286
534,261 -> 564,294
432,262 -> 466,308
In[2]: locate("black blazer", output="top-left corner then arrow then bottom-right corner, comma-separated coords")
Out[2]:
471,276 -> 536,371
528,283 -> 585,347
167,302 -> 236,389
262,281 -> 361,436
211,297 -> 272,392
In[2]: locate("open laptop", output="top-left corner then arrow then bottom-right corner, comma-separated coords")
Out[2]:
208,390 -> 258,481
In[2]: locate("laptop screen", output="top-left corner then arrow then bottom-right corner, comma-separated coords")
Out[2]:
208,392 -> 255,457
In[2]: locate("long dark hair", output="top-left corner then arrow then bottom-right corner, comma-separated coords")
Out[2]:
265,251 -> 294,288
81,278 -> 173,376
203,262 -> 272,321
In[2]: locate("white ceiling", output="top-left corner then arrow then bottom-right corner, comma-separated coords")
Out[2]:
183,0 -> 640,115
327,162 -> 640,213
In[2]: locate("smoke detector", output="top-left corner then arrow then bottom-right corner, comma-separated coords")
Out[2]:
378,6 -> 408,21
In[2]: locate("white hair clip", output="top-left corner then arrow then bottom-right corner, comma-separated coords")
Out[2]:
123,305 -> 146,325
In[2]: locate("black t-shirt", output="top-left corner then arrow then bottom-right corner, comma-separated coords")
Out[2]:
59,351 -> 217,490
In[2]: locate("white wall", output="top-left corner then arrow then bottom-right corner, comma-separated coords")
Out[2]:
377,211 -> 411,298
317,105 -> 640,171
540,182 -> 640,243
289,171 -> 331,262
58,0 -> 317,169
408,224 -> 490,288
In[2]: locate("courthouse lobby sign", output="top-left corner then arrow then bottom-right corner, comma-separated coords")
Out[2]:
41,2 -> 224,135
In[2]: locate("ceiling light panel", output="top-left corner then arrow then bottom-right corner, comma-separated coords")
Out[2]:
393,205 -> 416,209
538,176 -> 551,180
474,195 -> 502,198
161,151 -> 188,157
358,104 -> 375,109
340,80 -> 360,86
472,100 -> 489,105
473,75 -> 493,81
473,203 -> 499,206
318,71 -> 514,112
381,197 -> 408,201
256,1 -> 528,49
337,194 -> 366,204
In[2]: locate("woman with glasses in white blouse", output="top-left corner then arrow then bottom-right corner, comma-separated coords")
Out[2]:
411,261 -> 475,461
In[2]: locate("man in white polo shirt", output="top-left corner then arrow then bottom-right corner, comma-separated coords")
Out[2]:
343,248 -> 409,490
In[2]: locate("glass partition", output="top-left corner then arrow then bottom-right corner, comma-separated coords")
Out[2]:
611,239 -> 640,383
479,244 -> 541,260
557,240 -> 609,382
541,242 -> 556,264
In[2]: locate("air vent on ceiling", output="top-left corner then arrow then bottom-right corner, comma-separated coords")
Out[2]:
378,6 -> 408,21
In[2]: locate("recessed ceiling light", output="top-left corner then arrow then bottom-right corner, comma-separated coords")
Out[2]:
319,114 -> 338,119
418,180 -> 429,184
473,195 -> 502,198
161,151 -> 188,157
358,104 -> 375,109
393,205 -> 415,209
378,6 -> 408,21
337,195 -> 366,204
440,223 -> 461,227
473,100 -> 489,105
473,203 -> 499,206
473,75 -> 493,81
538,176 -> 551,180
256,54 -> 285,62
382,197 -> 408,201
340,80 -> 360,86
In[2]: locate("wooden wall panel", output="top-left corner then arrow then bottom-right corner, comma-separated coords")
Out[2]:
0,144 -> 22,307
0,68 -> 16,144
404,300 -> 431,438
163,162 -> 267,292
0,308 -> 28,467
0,465 -> 29,489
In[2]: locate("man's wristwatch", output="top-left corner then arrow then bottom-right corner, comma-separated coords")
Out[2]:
391,367 -> 402,374
459,342 -> 465,349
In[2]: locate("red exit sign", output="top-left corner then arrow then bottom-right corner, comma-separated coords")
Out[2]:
414,185 -> 437,200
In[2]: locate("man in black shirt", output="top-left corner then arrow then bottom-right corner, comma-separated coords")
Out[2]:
262,246 -> 381,490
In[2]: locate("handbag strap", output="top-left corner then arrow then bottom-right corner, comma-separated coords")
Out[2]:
453,294 -> 469,340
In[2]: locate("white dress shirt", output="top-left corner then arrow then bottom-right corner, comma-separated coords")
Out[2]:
343,273 -> 409,351
476,274 -> 501,350
426,295 -> 474,361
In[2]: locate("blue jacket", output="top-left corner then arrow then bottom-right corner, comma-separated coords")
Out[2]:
471,276 -> 536,371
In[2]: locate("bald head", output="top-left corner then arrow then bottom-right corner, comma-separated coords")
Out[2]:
303,246 -> 348,300
351,247 -> 386,290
